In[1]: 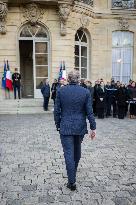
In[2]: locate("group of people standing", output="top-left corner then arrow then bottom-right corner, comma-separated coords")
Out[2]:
42,71 -> 136,191
91,79 -> 136,119
41,77 -> 136,120
41,78 -> 67,111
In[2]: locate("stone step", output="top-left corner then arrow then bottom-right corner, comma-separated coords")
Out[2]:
0,109 -> 53,114
0,99 -> 54,114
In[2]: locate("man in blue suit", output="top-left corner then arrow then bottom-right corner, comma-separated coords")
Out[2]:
54,71 -> 96,191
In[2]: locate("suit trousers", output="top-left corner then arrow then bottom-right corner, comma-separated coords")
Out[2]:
43,97 -> 49,110
130,103 -> 136,116
118,105 -> 125,119
13,85 -> 21,99
60,135 -> 83,184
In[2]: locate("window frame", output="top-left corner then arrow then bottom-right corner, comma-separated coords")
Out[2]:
75,30 -> 89,79
112,31 -> 134,83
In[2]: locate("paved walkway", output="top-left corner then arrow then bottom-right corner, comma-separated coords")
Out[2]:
0,114 -> 136,205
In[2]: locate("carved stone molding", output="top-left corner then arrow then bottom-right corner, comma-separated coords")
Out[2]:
80,14 -> 90,28
22,3 -> 44,25
119,17 -> 129,30
0,1 -> 8,34
73,3 -> 94,18
58,3 -> 73,36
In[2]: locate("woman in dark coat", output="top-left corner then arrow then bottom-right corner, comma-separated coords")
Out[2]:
116,83 -> 128,119
96,81 -> 106,119
51,79 -> 58,105
128,81 -> 136,118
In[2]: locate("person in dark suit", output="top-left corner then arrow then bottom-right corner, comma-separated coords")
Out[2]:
51,79 -> 58,105
96,81 -> 106,119
54,71 -> 96,191
12,68 -> 21,99
86,80 -> 94,105
128,81 -> 136,118
41,79 -> 50,111
80,79 -> 87,89
116,83 -> 128,119
93,80 -> 100,116
105,80 -> 117,117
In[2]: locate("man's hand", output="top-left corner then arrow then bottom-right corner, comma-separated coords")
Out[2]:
57,127 -> 60,132
89,130 -> 96,140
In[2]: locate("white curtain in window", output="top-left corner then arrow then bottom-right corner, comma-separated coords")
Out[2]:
112,31 -> 133,84
75,30 -> 88,79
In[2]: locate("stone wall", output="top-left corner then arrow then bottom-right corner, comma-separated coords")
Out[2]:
0,0 -> 136,98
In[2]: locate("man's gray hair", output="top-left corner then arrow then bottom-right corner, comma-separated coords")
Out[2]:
68,70 -> 80,83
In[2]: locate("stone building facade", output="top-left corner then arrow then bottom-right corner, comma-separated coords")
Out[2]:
0,0 -> 136,98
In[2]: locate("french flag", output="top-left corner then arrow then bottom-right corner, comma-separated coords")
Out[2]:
1,61 -> 7,89
6,61 -> 13,91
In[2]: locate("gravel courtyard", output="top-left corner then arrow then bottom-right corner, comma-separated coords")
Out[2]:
0,114 -> 136,205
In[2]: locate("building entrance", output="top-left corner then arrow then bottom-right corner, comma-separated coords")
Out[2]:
19,23 -> 50,98
20,40 -> 33,98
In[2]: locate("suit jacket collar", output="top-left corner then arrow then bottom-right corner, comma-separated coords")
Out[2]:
69,82 -> 78,85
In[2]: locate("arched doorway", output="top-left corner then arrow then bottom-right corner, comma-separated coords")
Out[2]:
19,23 -> 50,98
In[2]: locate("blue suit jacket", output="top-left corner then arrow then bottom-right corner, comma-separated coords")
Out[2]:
41,84 -> 50,98
54,82 -> 96,136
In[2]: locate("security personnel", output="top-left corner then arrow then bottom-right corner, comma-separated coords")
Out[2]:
105,80 -> 117,117
12,68 -> 21,99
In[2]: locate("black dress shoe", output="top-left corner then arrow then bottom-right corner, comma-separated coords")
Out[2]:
67,183 -> 76,191
44,108 -> 48,111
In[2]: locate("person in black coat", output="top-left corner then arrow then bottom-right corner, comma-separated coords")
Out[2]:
128,81 -> 136,118
80,79 -> 87,89
105,80 -> 117,117
41,79 -> 50,111
51,79 -> 58,105
95,81 -> 106,119
116,83 -> 128,119
93,80 -> 100,116
12,68 -> 21,99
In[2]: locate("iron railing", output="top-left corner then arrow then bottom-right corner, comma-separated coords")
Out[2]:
112,0 -> 136,9
76,0 -> 93,7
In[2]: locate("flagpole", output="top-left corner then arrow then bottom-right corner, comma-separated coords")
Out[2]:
4,59 -> 7,99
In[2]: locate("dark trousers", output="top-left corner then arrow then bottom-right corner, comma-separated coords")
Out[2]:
130,103 -> 136,115
106,97 -> 117,117
13,85 -> 20,99
43,97 -> 49,110
97,107 -> 104,119
60,135 -> 83,184
125,102 -> 129,116
118,106 -> 125,119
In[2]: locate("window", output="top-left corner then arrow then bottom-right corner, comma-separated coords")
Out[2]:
112,31 -> 133,83
75,29 -> 88,79
112,0 -> 135,9
20,24 -> 48,38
